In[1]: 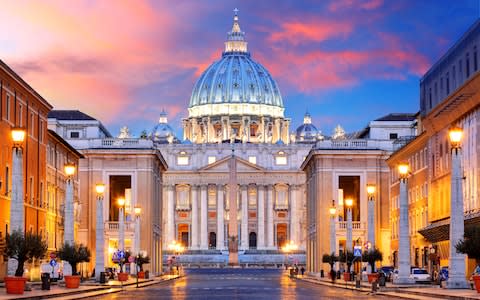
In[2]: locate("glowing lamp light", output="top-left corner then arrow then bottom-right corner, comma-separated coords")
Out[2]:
367,184 -> 376,196
449,126 -> 463,148
95,183 -> 105,195
134,206 -> 142,216
345,198 -> 353,207
117,198 -> 126,207
329,206 -> 336,216
64,163 -> 76,177
398,163 -> 409,178
11,127 -> 26,145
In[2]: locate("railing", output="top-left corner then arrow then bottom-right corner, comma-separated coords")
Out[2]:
337,221 -> 365,230
315,139 -> 395,151
106,221 -> 135,231
176,204 -> 191,211
88,138 -> 154,149
274,203 -> 289,211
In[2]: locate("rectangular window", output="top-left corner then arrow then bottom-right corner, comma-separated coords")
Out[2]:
39,121 -> 44,142
18,105 -> 22,126
248,156 -> 257,164
6,95 -> 10,121
5,166 -> 8,196
39,182 -> 43,208
29,177 -> 34,205
177,153 -> 189,165
207,156 -> 216,164
466,53 -> 470,78
429,88 -> 432,108
275,156 -> 287,165
459,59 -> 463,80
446,72 -> 450,94
69,131 -> 80,138
389,133 -> 398,140
30,113 -> 34,135
452,65 -> 456,88
434,82 -> 437,102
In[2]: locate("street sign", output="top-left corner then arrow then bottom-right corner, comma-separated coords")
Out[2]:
49,259 -> 57,267
353,245 -> 362,257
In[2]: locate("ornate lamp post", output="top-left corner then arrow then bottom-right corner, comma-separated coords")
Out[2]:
329,201 -> 337,255
117,197 -> 125,252
366,184 -> 376,249
64,163 -> 76,245
281,241 -> 298,270
95,183 -> 105,282
10,127 -> 26,233
345,198 -> 353,253
394,163 -> 414,284
446,127 -> 469,289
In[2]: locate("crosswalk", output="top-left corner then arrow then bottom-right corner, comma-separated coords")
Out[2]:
168,287 -> 306,291
199,276 -> 278,280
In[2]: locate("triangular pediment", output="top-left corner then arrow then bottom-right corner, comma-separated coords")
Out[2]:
199,155 -> 265,172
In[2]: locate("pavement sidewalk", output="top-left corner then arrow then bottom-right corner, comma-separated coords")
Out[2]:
0,274 -> 180,300
294,273 -> 480,300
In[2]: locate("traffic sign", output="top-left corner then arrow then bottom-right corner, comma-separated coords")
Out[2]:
353,245 -> 362,257
49,259 -> 57,267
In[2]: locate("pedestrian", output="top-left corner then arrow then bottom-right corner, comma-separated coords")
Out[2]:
330,269 -> 336,283
301,266 -> 305,276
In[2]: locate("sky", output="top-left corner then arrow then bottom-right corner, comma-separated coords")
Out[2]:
1,0 -> 479,138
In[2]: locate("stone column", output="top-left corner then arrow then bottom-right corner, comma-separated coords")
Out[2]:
289,185 -> 298,245
200,185 -> 208,249
367,197 -> 375,250
64,178 -> 74,245
241,185 -> 248,250
119,205 -> 125,251
166,185 -> 175,244
330,212 -> 336,255
10,148 -> 24,233
257,185 -> 265,249
266,185 -> 274,249
191,185 -> 199,249
446,147 -> 469,288
346,206 -> 352,252
95,194 -> 105,281
394,177 -> 414,284
216,184 -> 225,250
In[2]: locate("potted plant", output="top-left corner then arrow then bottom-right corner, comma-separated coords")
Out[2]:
339,251 -> 354,281
322,253 -> 338,281
4,230 -> 47,294
136,253 -> 150,279
456,226 -> 480,293
113,250 -> 130,281
362,248 -> 383,283
58,242 -> 91,288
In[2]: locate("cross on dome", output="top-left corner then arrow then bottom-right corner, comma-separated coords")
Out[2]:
225,8 -> 248,53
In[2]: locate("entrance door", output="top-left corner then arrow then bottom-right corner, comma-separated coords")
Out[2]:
276,223 -> 287,248
249,232 -> 257,249
209,232 -> 216,249
178,224 -> 189,247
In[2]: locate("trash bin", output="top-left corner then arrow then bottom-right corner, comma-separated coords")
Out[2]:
145,271 -> 150,279
355,275 -> 361,288
379,273 -> 386,287
320,270 -> 324,278
100,272 -> 106,284
41,273 -> 50,290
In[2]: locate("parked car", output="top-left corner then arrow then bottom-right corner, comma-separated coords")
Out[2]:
380,266 -> 395,281
410,268 -> 431,283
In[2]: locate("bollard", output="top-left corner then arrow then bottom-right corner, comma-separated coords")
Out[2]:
41,273 -> 50,290
355,274 -> 361,288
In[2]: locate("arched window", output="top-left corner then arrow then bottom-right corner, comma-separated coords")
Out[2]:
249,232 -> 257,249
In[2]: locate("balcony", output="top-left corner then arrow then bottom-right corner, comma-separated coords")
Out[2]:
315,139 -> 395,151
105,221 -> 135,232
274,203 -> 289,211
337,221 -> 364,230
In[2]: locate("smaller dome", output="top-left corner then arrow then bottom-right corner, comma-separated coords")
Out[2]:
295,112 -> 322,142
150,111 -> 177,143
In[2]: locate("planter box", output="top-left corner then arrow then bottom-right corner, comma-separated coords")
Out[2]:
64,275 -> 81,288
4,276 -> 27,294
473,275 -> 480,293
367,273 -> 379,283
137,271 -> 145,279
343,272 -> 351,281
118,272 -> 129,281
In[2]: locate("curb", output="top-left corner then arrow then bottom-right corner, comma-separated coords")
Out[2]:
295,276 -> 479,300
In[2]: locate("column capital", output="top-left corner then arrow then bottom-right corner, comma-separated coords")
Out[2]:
240,185 -> 248,191
257,184 -> 266,191
200,184 -> 208,191
191,184 -> 200,191
266,184 -> 274,191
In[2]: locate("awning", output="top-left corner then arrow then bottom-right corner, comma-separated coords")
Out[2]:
418,211 -> 480,243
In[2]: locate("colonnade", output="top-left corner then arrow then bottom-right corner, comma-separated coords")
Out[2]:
164,183 -> 302,251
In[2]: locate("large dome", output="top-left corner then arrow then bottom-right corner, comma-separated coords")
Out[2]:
188,10 -> 284,119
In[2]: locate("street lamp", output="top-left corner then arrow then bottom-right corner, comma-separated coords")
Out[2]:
10,127 -> 26,233
394,163 -> 414,284
281,240 -> 298,269
168,240 -> 185,274
446,127 -> 469,288
95,183 -> 105,282
329,200 -> 336,255
134,205 -> 141,265
345,198 -> 353,253
367,184 -> 376,249
118,197 -> 125,253
64,163 -> 76,245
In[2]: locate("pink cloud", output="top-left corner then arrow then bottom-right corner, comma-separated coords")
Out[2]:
329,0 -> 383,12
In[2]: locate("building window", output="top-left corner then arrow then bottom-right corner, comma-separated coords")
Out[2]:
248,187 -> 257,208
70,131 -> 80,138
274,185 -> 289,210
5,166 -> 8,196
474,46 -> 478,72
428,88 -> 432,108
39,121 -> 44,142
18,105 -> 22,127
208,186 -> 216,208
452,65 -> 456,88
248,156 -> 256,164
275,151 -> 287,165
389,133 -> 398,140
30,113 -> 35,135
6,95 -> 10,121
466,52 -> 470,78
446,72 -> 450,94
29,177 -> 34,205
208,156 -> 216,164
177,151 -> 189,165
175,185 -> 190,210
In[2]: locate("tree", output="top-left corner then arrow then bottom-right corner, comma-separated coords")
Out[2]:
362,248 -> 383,273
6,230 -> 47,277
456,226 -> 480,264
136,253 -> 150,272
322,253 -> 338,271
58,242 -> 91,275
339,251 -> 355,273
